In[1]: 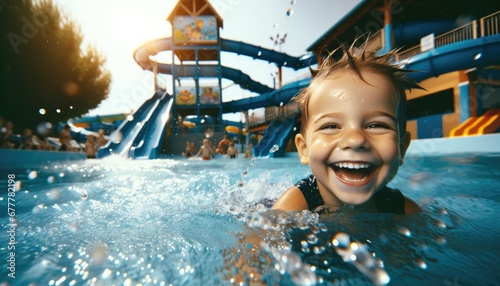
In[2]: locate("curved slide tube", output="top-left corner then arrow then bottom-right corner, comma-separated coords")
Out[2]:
97,91 -> 166,158
402,34 -> 500,82
133,38 -> 317,73
129,95 -> 173,159
155,64 -> 273,95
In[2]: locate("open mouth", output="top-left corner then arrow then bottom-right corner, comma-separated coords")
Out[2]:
332,162 -> 375,186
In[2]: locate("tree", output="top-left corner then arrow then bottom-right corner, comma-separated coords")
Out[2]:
0,0 -> 111,133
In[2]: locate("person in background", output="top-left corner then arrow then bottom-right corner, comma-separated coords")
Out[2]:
1,121 -> 14,149
22,129 -> 35,150
244,143 -> 253,158
85,134 -> 97,158
226,142 -> 238,159
182,141 -> 192,158
195,138 -> 215,160
96,129 -> 108,148
59,124 -> 73,151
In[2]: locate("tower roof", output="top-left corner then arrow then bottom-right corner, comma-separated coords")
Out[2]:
166,0 -> 223,28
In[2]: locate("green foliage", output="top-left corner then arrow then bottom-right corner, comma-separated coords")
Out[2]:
0,0 -> 111,132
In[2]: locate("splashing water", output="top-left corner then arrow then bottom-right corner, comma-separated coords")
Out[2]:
1,154 -> 499,285
269,144 -> 279,153
332,233 -> 390,285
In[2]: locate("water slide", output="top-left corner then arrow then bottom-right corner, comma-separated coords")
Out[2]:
97,91 -> 170,159
450,109 -> 500,137
252,114 -> 299,158
129,95 -> 173,159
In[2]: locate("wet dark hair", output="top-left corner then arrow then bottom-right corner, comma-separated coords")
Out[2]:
294,41 -> 421,139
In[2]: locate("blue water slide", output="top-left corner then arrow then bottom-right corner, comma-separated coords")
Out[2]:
97,91 -> 165,158
252,114 -> 299,158
133,38 -> 317,72
402,34 -> 500,81
223,78 -> 311,113
128,94 -> 173,159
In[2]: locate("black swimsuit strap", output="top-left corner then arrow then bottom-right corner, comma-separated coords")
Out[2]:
294,175 -> 405,214
295,175 -> 324,211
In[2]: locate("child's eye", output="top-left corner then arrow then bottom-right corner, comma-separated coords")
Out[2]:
366,122 -> 392,129
320,123 -> 340,130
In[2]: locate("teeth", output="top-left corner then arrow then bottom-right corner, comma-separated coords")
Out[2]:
334,162 -> 370,169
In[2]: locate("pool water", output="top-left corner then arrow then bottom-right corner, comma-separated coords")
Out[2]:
1,153 -> 499,285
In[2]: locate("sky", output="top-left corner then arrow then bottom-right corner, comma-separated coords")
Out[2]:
54,0 -> 363,121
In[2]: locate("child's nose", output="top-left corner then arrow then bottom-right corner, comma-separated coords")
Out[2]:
338,128 -> 369,150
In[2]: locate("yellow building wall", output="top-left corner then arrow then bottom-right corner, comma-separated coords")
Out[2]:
405,71 -> 465,138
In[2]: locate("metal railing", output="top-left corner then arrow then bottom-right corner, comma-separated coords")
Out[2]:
481,10 -> 500,37
396,10 -> 499,62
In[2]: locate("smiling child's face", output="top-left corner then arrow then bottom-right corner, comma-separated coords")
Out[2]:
295,70 -> 410,207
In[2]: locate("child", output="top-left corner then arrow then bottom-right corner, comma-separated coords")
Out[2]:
195,138 -> 214,160
226,142 -> 238,159
85,134 -> 97,159
244,143 -> 253,158
182,141 -> 192,158
272,45 -> 421,214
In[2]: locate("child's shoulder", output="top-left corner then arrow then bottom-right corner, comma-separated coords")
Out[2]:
272,186 -> 309,211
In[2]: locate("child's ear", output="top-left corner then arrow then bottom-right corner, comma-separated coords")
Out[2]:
399,131 -> 411,165
295,134 -> 309,165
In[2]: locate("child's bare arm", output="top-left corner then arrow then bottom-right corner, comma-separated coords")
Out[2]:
195,147 -> 203,157
271,186 -> 309,211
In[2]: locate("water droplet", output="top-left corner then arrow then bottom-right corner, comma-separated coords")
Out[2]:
414,258 -> 427,269
435,220 -> 446,228
397,227 -> 411,237
270,145 -> 279,153
286,8 -> 293,16
90,244 -> 107,265
313,246 -> 325,254
81,191 -> 88,200
242,171 -> 248,177
332,233 -> 350,249
437,208 -> 448,215
47,188 -> 61,200
126,115 -> 134,121
110,131 -> 123,143
15,181 -> 21,191
39,108 -> 46,115
435,236 -> 446,244
47,176 -> 55,184
28,171 -> 38,180
306,234 -> 318,244
237,181 -> 244,188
